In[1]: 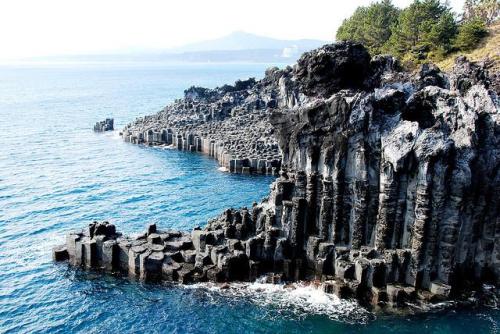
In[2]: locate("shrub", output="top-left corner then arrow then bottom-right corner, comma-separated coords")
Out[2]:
454,19 -> 489,51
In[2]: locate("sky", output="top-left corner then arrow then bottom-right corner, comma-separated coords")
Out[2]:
0,0 -> 464,60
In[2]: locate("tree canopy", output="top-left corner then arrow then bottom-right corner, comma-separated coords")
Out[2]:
387,0 -> 458,59
454,18 -> 488,50
336,0 -> 498,64
336,0 -> 400,54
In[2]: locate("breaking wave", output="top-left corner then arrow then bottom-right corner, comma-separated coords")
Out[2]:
184,278 -> 374,324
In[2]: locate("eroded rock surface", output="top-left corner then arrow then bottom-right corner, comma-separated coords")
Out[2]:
57,42 -> 499,309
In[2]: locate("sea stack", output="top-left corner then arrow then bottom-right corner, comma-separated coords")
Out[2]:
94,118 -> 114,132
57,42 -> 499,309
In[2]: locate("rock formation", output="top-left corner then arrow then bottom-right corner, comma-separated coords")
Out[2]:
94,118 -> 114,132
120,73 -> 292,174
57,42 -> 499,309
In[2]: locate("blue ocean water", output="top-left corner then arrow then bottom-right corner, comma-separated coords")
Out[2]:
0,62 -> 498,334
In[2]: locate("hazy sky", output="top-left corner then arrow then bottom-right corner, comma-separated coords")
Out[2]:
0,0 -> 464,60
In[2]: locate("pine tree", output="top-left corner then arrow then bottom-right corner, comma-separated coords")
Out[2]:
454,18 -> 488,50
336,0 -> 400,54
386,0 -> 458,60
335,0 -> 494,63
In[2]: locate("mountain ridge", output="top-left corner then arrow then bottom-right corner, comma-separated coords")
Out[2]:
24,31 -> 330,64
170,31 -> 328,53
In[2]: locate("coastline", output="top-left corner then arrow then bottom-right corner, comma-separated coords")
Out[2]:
121,130 -> 281,175
54,42 -> 500,313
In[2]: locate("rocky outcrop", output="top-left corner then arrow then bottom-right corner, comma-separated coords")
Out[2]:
94,118 -> 114,132
120,76 -> 286,174
57,42 -> 499,309
120,69 -> 303,174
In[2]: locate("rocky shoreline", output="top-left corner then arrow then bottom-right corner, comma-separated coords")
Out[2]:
120,77 -> 285,174
55,42 -> 499,310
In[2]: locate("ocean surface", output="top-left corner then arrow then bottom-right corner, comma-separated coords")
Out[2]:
0,62 -> 498,334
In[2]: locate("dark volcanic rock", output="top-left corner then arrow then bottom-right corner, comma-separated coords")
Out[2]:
450,56 -> 494,94
57,43 -> 499,310
94,118 -> 114,132
294,41 -> 371,97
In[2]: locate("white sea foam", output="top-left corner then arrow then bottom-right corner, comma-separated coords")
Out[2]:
184,278 -> 373,324
104,130 -> 121,140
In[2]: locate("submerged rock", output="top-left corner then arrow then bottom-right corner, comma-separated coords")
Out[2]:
57,42 -> 499,310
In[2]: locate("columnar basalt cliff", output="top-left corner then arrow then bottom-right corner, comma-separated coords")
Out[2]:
120,75 -> 291,174
56,42 -> 499,309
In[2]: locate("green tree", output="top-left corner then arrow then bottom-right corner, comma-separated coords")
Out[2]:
386,0 -> 458,60
336,0 -> 400,54
454,18 -> 488,50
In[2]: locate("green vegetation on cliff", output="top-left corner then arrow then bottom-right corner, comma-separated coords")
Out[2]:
335,0 -> 400,55
336,0 -> 499,67
437,21 -> 500,71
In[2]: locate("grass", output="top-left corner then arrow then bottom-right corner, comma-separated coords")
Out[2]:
436,22 -> 500,72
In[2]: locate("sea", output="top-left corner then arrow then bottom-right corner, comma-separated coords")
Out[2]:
0,62 -> 498,333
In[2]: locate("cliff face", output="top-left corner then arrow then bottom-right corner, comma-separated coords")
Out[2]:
57,42 -> 499,308
265,50 -> 499,293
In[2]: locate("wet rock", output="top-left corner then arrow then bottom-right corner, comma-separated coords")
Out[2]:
142,252 -> 164,281
429,281 -> 451,298
82,239 -> 97,268
147,233 -> 162,245
162,260 -> 182,281
52,245 -> 69,261
102,240 -> 117,271
147,223 -> 157,235
206,266 -> 225,283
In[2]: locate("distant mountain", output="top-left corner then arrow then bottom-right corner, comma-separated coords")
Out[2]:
160,31 -> 329,63
173,31 -> 328,53
29,31 -> 330,64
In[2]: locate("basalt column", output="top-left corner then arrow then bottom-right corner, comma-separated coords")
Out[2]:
59,43 -> 498,307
